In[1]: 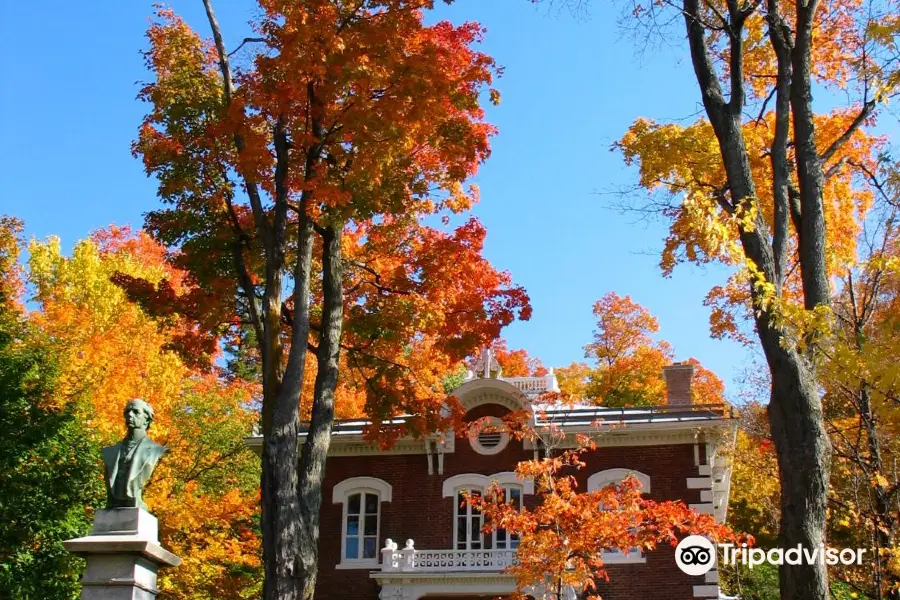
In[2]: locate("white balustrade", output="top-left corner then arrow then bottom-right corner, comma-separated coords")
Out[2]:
415,548 -> 516,571
507,377 -> 548,393
505,371 -> 560,394
380,539 -> 516,572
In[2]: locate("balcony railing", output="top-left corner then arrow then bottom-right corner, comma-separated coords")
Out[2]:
380,539 -> 515,573
506,376 -> 556,394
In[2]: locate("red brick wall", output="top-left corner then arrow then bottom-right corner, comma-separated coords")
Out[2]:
313,403 -> 707,600
663,363 -> 695,405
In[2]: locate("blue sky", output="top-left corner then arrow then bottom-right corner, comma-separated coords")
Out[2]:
0,1 -> 757,398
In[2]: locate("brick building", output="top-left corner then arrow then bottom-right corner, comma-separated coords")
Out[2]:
248,351 -> 737,600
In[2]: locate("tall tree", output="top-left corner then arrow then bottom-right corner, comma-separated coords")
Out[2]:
536,0 -> 900,596
556,292 -> 725,405
27,228 -> 262,599
821,193 -> 900,599
0,218 -> 104,600
132,3 -> 530,598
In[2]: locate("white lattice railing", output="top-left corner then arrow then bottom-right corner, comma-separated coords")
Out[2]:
380,540 -> 515,572
415,548 -> 516,571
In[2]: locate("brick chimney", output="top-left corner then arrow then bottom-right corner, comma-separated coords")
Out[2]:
663,362 -> 694,405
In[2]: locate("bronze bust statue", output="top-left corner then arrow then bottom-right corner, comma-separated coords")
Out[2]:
102,399 -> 167,510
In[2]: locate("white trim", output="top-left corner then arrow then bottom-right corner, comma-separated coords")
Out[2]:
373,572 -> 517,599
452,486 -> 484,552
469,416 -> 510,455
451,378 -> 531,414
333,477 -> 393,504
245,419 -> 736,457
587,468 -> 652,494
601,550 -> 647,564
441,473 -> 535,497
690,503 -> 715,515
333,477 -> 392,568
587,469 -> 651,565
687,477 -> 712,489
693,584 -> 720,598
335,559 -> 379,570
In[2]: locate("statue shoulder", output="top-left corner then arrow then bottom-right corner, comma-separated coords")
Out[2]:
146,439 -> 167,459
101,443 -> 121,461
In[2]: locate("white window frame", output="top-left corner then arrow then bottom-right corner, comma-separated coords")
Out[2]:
443,473 -> 532,552
333,477 -> 392,569
453,485 -> 485,551
442,472 -> 534,497
451,483 -> 523,551
587,469 -> 651,564
492,483 -> 523,550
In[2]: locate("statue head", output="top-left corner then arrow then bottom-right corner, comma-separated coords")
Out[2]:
123,398 -> 154,433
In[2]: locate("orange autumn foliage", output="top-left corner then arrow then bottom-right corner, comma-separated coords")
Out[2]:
131,5 -> 530,592
26,227 -> 262,599
0,216 -> 25,314
473,438 -> 740,599
556,293 -> 725,406
129,4 -> 530,438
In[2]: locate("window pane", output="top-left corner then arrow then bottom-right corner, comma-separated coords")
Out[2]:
457,491 -> 467,516
347,515 -> 359,536
363,537 -> 377,558
496,528 -> 507,548
364,493 -> 378,515
348,493 -> 361,515
364,515 -> 378,536
509,488 -> 521,510
345,537 -> 359,559
457,517 -> 467,543
471,490 -> 482,515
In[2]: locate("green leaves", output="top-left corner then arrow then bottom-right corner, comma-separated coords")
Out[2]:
0,311 -> 103,600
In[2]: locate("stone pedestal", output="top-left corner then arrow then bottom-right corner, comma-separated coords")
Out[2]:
64,508 -> 181,600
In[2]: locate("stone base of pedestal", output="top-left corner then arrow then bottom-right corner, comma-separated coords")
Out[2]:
64,509 -> 181,600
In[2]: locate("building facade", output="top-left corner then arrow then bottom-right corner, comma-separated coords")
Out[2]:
248,356 -> 737,600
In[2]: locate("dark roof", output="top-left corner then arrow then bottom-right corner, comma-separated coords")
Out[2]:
291,403 -> 733,436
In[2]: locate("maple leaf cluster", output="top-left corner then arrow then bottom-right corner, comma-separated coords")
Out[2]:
471,436 -> 743,600
555,292 -> 726,407
24,227 -> 262,599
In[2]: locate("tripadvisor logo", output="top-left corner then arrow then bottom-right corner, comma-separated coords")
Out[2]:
675,536 -> 868,576
676,535 -> 716,576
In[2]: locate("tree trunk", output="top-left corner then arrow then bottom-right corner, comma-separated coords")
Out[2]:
261,216 -> 314,600
759,321 -> 832,600
297,223 -> 344,600
680,0 -> 834,596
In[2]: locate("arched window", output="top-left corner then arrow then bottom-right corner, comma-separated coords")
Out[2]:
587,468 -> 651,495
333,477 -> 392,568
442,473 -> 533,551
587,469 -> 651,564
